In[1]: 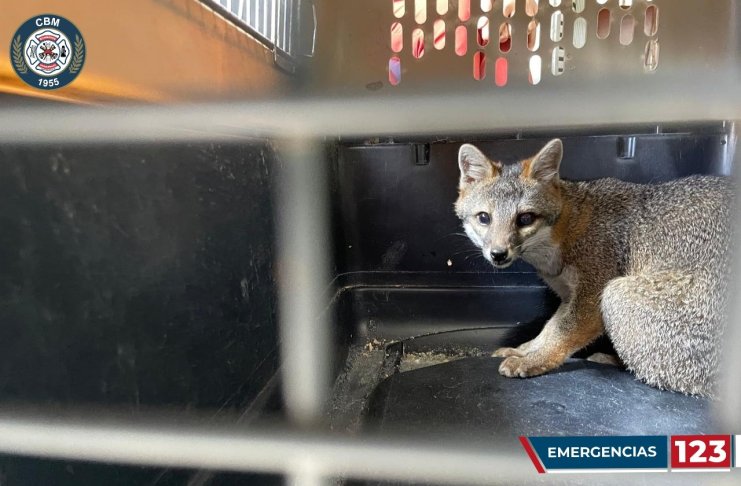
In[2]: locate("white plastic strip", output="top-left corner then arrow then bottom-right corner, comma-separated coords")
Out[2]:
0,410 -> 533,484
0,84 -> 739,141
275,140 -> 331,426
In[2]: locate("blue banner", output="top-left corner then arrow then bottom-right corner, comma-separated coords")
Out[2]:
524,435 -> 668,472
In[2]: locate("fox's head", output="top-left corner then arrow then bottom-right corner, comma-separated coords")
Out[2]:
454,138 -> 564,269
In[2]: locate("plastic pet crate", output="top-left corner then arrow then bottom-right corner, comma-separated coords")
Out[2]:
0,0 -> 740,485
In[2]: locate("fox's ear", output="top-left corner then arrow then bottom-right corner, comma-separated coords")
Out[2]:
524,138 -> 563,183
458,144 -> 501,189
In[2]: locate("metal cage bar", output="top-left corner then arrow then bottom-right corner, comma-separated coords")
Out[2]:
201,0 -> 300,57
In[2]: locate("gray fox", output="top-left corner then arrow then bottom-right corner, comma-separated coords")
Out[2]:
455,139 -> 733,397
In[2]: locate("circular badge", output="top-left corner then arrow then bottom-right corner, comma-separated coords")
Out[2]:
10,14 -> 85,90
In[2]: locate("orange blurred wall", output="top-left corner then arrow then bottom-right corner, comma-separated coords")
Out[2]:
0,0 -> 292,103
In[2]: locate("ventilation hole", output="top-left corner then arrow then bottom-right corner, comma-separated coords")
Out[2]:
389,56 -> 401,85
551,46 -> 565,76
597,8 -> 611,39
620,14 -> 635,45
644,5 -> 658,36
481,0 -> 492,12
437,0 -> 448,15
499,22 -> 512,52
477,17 -> 490,47
644,38 -> 659,71
495,57 -> 508,87
550,10 -> 564,41
526,0 -> 539,17
573,17 -> 587,48
415,0 -> 427,23
434,19 -> 446,49
412,28 -> 425,57
572,0 -> 585,14
473,51 -> 487,80
503,0 -> 516,18
619,0 -> 632,9
459,0 -> 471,21
528,55 -> 542,85
596,0 -> 608,3
455,25 -> 468,56
393,0 -> 405,18
549,0 -> 561,5
527,20 -> 541,51
391,23 -> 404,52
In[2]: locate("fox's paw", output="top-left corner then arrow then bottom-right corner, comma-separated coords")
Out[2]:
492,347 -> 526,358
498,355 -> 556,378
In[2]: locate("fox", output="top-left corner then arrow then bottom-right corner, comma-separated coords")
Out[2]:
455,138 -> 733,397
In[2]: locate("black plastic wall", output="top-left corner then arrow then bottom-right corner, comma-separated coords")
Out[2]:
0,142 -> 279,409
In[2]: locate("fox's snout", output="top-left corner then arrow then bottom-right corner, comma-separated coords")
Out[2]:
489,248 -> 510,264
486,245 -> 515,268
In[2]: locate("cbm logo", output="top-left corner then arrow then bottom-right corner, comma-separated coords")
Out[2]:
10,15 -> 85,90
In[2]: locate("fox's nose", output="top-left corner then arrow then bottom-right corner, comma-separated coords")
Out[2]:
490,249 -> 509,263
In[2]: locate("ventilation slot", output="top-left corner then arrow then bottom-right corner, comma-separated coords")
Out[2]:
391,22 -> 403,52
473,51 -> 486,80
495,57 -> 508,87
499,22 -> 512,53
644,5 -> 658,36
437,0 -> 448,15
527,20 -> 541,51
620,14 -> 635,45
415,0 -> 427,24
459,0 -> 471,21
389,56 -> 401,85
619,0 -> 632,9
573,17 -> 587,48
597,8 -> 611,39
503,0 -> 516,18
455,25 -> 468,56
526,0 -> 539,17
412,28 -> 425,58
551,46 -> 565,76
644,39 -> 659,71
481,0 -> 492,13
572,0 -> 585,14
550,10 -> 564,41
393,0 -> 405,18
434,19 -> 446,49
528,55 -> 542,85
596,0 -> 608,3
549,0 -> 561,5
477,17 -> 490,47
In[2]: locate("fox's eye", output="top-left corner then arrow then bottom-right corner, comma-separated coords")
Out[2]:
516,212 -> 536,227
476,212 -> 491,225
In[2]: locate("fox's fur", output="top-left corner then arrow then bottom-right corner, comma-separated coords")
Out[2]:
455,139 -> 733,397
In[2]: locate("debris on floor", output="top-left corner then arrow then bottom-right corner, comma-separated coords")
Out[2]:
399,348 -> 484,372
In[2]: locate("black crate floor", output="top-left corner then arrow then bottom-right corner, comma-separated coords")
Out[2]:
364,356 -> 713,437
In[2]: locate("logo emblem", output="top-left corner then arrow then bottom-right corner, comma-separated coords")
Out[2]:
10,15 -> 85,90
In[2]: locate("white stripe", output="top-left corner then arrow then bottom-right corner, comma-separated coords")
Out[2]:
671,468 -> 731,473
548,469 -> 668,474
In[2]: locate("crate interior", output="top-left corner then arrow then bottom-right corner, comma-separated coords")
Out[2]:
1,132 -> 737,485
325,126 -> 733,436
